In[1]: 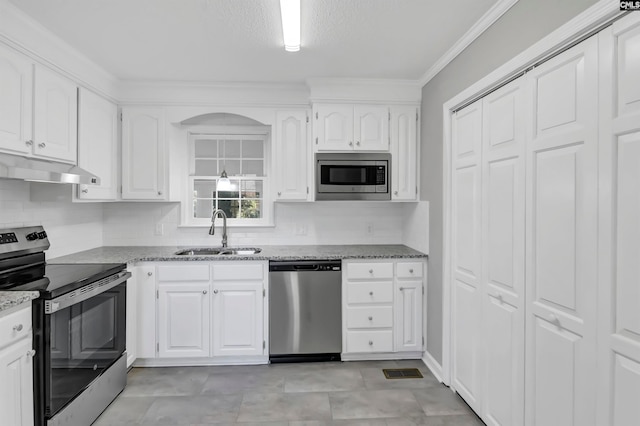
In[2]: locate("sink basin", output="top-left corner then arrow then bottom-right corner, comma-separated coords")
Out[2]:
174,247 -> 262,256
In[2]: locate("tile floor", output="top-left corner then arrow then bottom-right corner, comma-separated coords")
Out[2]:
94,360 -> 484,426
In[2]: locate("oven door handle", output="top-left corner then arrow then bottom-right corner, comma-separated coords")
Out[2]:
44,271 -> 131,314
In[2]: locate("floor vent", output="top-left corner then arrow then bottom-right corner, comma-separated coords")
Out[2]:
382,368 -> 423,379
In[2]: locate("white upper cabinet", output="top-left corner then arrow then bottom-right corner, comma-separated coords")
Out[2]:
314,104 -> 389,152
77,89 -> 118,200
121,106 -> 168,200
0,44 -> 32,156
390,106 -> 418,200
0,45 -> 77,164
275,110 -> 310,201
33,65 -> 78,163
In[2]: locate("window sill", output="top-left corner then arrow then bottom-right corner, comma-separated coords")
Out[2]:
178,222 -> 275,229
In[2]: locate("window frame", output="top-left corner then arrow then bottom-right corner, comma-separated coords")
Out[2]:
185,126 -> 273,227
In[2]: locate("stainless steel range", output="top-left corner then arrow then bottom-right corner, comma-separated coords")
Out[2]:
0,226 -> 130,426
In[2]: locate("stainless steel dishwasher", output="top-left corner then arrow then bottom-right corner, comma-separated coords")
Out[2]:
269,260 -> 342,362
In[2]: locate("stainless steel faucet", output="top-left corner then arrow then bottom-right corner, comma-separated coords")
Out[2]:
209,208 -> 228,247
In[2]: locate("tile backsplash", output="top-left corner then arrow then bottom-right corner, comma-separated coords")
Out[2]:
0,180 -> 104,258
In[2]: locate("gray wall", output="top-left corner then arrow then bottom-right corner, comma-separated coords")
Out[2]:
421,0 -> 598,365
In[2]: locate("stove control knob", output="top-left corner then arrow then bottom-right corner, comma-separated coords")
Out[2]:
26,232 -> 38,241
37,231 -> 47,239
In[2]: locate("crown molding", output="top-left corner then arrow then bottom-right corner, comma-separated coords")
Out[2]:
418,0 -> 520,87
0,0 -> 119,101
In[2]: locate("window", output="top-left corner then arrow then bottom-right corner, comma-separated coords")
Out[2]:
187,131 -> 271,226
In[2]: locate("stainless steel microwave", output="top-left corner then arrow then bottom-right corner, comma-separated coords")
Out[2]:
316,153 -> 391,200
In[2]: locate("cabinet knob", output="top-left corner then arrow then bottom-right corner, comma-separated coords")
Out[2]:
369,269 -> 373,274
147,272 -> 153,276
213,289 -> 219,294
399,287 -> 405,291
27,349 -> 36,357
394,191 -> 398,196
368,316 -> 373,321
497,294 -> 503,303
157,191 -> 162,196
369,291 -> 374,296
202,290 -> 208,295
278,192 -> 282,196
549,314 -> 560,326
38,142 -> 46,148
13,324 -> 23,332
368,340 -> 373,346
409,268 -> 414,273
25,140 -> 33,146
349,141 -> 353,146
81,188 -> 89,194
356,141 -> 360,146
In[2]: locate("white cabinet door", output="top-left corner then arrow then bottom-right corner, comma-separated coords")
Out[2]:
121,106 -> 167,200
77,88 -> 118,200
158,283 -> 210,358
136,265 -> 157,359
481,77 -> 525,426
354,105 -> 389,151
0,44 -> 32,155
0,338 -> 34,426
212,282 -> 264,357
275,110 -> 309,201
597,15 -> 640,426
451,99 -> 483,413
314,104 -> 353,151
394,279 -> 422,352
525,36 -> 598,426
33,65 -> 77,163
390,106 -> 418,200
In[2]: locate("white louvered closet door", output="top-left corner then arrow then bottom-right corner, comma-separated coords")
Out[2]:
450,99 -> 483,413
524,35 -> 599,426
480,76 -> 526,426
597,13 -> 640,426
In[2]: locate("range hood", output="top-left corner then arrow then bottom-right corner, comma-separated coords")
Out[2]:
0,153 -> 100,185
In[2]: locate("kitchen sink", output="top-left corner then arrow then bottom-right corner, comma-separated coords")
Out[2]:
174,247 -> 262,256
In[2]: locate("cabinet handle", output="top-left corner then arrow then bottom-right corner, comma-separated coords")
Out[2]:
13,324 -> 23,332
368,316 -> 373,321
202,290 -> 208,295
213,289 -> 219,294
369,291 -> 374,296
27,349 -> 36,357
25,140 -> 33,146
368,340 -> 373,346
38,142 -> 46,148
147,272 -> 153,276
349,141 -> 353,146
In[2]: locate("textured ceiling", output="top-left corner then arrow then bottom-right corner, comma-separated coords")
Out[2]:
8,0 -> 499,83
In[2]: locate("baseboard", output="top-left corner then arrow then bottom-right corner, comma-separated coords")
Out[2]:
133,356 -> 269,367
422,350 -> 444,383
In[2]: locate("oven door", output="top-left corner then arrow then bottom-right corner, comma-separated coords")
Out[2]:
37,272 -> 129,422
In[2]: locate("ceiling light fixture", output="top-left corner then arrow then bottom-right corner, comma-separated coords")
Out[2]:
279,0 -> 300,52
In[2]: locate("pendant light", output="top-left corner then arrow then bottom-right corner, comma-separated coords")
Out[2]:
218,140 -> 232,191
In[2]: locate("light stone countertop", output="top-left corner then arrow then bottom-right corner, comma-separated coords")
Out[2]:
0,291 -> 39,315
49,245 -> 427,265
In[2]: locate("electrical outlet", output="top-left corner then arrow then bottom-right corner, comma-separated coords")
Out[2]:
155,223 -> 164,236
366,223 -> 374,236
295,224 -> 307,236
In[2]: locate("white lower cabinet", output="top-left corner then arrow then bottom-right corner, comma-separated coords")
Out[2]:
343,259 -> 424,360
133,261 -> 267,365
0,304 -> 34,426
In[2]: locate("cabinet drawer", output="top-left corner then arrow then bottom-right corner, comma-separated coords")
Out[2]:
346,306 -> 393,329
396,262 -> 423,278
347,282 -> 393,304
157,264 -> 210,282
345,330 -> 393,353
347,262 -> 393,280
0,306 -> 32,350
212,263 -> 264,281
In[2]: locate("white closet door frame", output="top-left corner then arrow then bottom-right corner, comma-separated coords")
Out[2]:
442,0 -> 622,387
